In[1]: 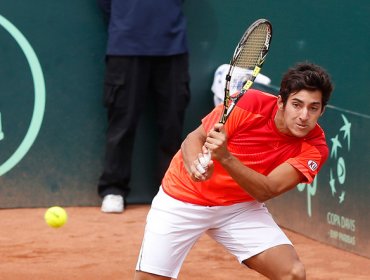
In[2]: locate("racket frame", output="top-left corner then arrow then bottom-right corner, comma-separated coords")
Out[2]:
219,19 -> 272,124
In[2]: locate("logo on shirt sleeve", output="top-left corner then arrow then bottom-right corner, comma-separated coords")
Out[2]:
307,160 -> 318,171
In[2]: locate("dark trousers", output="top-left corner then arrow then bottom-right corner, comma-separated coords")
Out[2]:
98,54 -> 190,198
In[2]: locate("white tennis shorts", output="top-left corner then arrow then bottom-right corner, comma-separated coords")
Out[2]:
136,187 -> 292,279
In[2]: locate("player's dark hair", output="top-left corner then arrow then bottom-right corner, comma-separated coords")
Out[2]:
279,62 -> 334,109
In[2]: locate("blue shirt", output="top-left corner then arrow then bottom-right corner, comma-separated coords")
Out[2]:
98,0 -> 188,56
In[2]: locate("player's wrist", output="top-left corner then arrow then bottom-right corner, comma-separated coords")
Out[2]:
219,153 -> 234,165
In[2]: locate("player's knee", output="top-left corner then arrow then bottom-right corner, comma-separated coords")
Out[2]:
287,260 -> 306,280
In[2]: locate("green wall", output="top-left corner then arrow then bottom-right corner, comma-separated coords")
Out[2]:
0,1 -> 107,206
0,0 -> 369,257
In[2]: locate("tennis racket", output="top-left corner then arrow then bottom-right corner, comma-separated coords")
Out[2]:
198,19 -> 273,173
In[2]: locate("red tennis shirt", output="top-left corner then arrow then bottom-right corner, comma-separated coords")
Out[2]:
162,89 -> 328,206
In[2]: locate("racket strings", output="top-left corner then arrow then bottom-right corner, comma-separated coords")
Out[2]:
220,19 -> 272,124
234,24 -> 269,69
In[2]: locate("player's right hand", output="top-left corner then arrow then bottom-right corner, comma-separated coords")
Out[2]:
204,123 -> 229,162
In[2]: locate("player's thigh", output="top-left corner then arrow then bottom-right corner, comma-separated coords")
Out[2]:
209,201 -> 292,262
136,188 -> 210,278
244,244 -> 305,280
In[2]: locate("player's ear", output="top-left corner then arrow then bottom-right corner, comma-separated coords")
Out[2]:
277,95 -> 284,110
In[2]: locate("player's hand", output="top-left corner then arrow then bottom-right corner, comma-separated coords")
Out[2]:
190,149 -> 214,181
204,123 -> 230,161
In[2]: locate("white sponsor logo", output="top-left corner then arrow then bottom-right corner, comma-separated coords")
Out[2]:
308,160 -> 318,171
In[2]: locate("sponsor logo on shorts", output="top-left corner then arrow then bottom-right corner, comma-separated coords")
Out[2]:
308,160 -> 318,171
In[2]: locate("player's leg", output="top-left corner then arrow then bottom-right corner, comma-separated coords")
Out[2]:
208,201 -> 305,280
243,244 -> 305,280
135,187 -> 209,279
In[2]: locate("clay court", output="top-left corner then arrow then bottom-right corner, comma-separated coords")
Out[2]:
1,205 -> 369,279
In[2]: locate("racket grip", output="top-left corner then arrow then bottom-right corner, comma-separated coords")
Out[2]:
197,150 -> 211,174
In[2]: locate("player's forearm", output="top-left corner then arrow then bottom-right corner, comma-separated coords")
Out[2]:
181,130 -> 206,174
219,155 -> 276,202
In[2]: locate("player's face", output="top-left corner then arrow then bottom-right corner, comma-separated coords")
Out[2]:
276,89 -> 324,138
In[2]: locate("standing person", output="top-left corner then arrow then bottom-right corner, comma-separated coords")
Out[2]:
134,62 -> 334,279
97,0 -> 191,213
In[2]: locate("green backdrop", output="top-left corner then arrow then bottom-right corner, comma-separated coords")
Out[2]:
0,0 -> 369,257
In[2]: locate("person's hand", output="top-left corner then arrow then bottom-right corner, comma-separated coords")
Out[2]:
190,147 -> 214,181
204,123 -> 230,162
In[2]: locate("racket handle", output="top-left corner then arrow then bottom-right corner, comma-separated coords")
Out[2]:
197,150 -> 211,174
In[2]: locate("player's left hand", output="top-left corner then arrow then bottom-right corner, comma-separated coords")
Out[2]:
190,151 -> 214,181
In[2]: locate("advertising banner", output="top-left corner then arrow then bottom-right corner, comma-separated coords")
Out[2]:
267,107 -> 370,258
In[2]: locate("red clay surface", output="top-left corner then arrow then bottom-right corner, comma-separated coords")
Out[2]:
1,205 -> 369,279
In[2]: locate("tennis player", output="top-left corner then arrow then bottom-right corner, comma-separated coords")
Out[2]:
134,62 -> 334,280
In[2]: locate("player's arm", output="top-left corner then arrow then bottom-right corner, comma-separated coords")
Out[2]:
220,158 -> 304,202
205,123 -> 305,202
181,125 -> 214,181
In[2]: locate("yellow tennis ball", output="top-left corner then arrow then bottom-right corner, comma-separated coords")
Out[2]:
44,206 -> 68,228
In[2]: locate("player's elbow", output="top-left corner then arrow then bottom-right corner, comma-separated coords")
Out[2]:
253,192 -> 274,203
254,196 -> 269,203
252,181 -> 280,202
